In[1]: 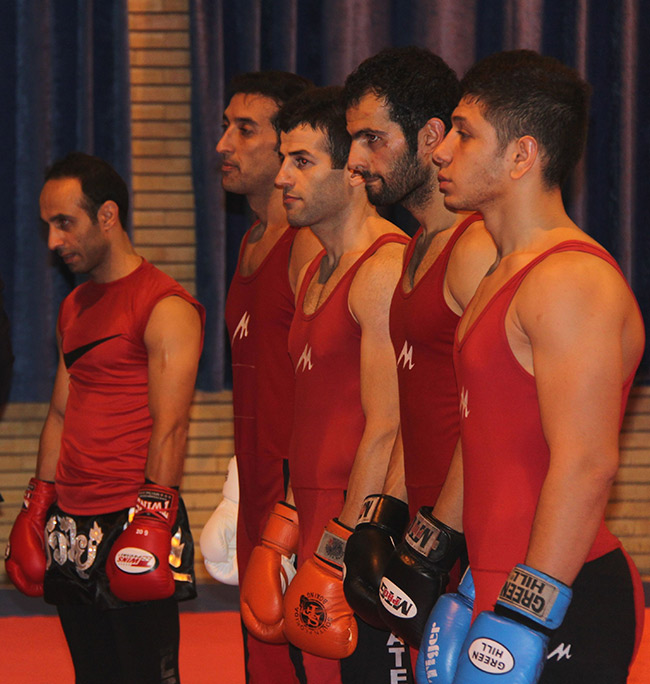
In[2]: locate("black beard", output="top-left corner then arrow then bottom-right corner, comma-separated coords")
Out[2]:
364,150 -> 434,210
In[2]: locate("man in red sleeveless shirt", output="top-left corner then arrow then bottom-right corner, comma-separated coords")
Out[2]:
426,50 -> 645,683
5,152 -> 204,683
341,47 -> 496,649
267,85 -> 414,683
200,71 -> 319,684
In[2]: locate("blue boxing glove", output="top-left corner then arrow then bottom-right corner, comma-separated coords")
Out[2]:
452,564 -> 572,683
416,567 -> 475,684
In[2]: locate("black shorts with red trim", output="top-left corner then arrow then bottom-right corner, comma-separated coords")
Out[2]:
43,497 -> 196,610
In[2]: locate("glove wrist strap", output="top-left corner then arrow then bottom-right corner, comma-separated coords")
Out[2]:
404,507 -> 465,570
495,564 -> 572,631
355,494 -> 410,540
315,519 -> 351,572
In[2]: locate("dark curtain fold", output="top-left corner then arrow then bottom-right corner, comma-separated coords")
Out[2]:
192,0 -> 649,391
0,0 -> 131,402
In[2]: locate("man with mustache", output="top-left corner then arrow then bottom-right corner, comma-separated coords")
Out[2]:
6,152 -> 204,683
342,47 -> 496,649
201,70 -> 318,684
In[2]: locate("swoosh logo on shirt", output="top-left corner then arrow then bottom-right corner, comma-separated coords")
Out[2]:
64,334 -> 121,368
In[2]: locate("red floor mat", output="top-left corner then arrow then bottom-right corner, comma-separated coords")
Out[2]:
0,612 -> 245,683
1,610 -> 647,683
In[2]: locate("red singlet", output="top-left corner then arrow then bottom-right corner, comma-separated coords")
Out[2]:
289,234 -> 408,491
390,213 -> 481,515
454,240 -> 644,614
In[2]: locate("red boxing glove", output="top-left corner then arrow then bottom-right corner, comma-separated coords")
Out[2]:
240,501 -> 300,643
5,478 -> 57,597
283,518 -> 358,659
107,484 -> 178,602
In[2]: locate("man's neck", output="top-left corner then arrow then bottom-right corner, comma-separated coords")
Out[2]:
248,186 -> 286,232
310,197 -> 377,266
480,185 -> 572,257
91,236 -> 141,284
408,176 -> 457,236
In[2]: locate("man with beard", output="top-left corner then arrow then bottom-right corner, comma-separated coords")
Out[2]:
200,70 -> 319,684
341,47 -> 496,648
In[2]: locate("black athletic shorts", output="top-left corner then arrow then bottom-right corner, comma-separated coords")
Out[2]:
541,548 -> 638,683
43,497 -> 196,609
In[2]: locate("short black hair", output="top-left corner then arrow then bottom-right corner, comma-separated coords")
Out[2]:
44,152 -> 129,228
460,50 -> 591,188
228,71 -> 313,134
278,86 -> 351,170
344,46 -> 460,154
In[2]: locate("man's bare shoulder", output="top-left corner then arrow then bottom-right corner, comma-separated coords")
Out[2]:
446,218 -> 496,313
449,218 -> 496,272
349,239 -> 406,326
517,249 -> 642,335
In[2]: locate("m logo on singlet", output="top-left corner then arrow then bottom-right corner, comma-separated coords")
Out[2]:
459,386 -> 470,419
397,341 -> 414,370
547,643 -> 572,662
296,343 -> 313,372
232,311 -> 251,342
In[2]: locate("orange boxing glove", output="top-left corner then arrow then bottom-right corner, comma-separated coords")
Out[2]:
240,501 -> 299,643
283,518 -> 358,659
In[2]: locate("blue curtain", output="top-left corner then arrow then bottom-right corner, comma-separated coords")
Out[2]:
191,0 -> 650,390
0,0 -> 131,402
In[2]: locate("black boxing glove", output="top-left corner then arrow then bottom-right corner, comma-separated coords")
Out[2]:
343,494 -> 410,629
377,507 -> 465,648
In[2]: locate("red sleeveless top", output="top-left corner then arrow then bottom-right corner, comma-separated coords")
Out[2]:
225,225 -> 298,468
289,233 -> 408,490
57,259 -> 205,514
454,240 -> 643,611
390,213 -> 482,515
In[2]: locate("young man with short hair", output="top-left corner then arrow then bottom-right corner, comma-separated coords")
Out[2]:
428,49 -> 645,683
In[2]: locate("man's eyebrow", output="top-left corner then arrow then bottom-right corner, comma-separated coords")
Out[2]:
451,115 -> 468,126
350,127 -> 385,140
223,115 -> 260,127
288,149 -> 314,158
46,213 -> 74,224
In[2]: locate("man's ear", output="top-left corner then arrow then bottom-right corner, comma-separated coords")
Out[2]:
420,118 -> 446,153
510,135 -> 538,180
97,200 -> 120,231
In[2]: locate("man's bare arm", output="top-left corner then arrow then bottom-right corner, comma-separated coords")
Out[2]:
144,296 -> 203,486
431,437 -> 464,531
338,243 -> 404,527
36,332 -> 69,481
382,425 -> 408,501
518,254 -> 643,585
